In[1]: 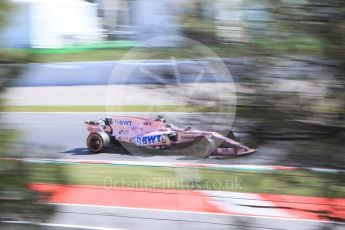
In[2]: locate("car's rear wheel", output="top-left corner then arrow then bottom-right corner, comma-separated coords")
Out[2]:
86,132 -> 110,153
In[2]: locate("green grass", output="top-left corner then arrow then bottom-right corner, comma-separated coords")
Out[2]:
29,44 -> 303,63
254,37 -> 324,55
1,37 -> 324,63
33,49 -> 133,62
28,163 -> 345,198
29,41 -> 140,54
30,47 -> 239,63
5,105 -> 234,113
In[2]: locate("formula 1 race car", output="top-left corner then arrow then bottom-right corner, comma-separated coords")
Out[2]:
84,115 -> 257,158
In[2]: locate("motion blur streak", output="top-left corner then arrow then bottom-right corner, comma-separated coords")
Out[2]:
1,0 -> 345,229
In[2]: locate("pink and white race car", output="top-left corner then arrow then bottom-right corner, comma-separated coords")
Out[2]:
85,115 -> 257,158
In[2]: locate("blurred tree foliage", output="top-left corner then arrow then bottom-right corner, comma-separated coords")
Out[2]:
0,1 -> 55,227
236,3 -> 345,227
0,1 -> 13,27
177,1 -> 218,44
238,0 -> 345,168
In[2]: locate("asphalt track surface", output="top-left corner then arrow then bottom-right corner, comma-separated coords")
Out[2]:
15,60 -> 233,87
2,204 -> 344,230
15,57 -> 332,87
3,113 -> 344,229
3,112 -> 288,165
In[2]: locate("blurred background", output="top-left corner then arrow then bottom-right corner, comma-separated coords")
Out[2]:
0,0 -> 344,229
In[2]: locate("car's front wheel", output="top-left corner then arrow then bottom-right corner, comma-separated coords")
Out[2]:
190,137 -> 216,159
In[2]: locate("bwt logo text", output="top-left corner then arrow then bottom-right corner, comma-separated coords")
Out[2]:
114,120 -> 132,126
136,134 -> 162,145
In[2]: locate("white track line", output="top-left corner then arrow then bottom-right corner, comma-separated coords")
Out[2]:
0,112 -> 234,115
1,220 -> 126,230
53,203 -> 345,225
202,191 -> 296,218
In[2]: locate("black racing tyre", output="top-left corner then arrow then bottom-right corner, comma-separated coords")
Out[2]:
226,130 -> 237,141
86,132 -> 110,154
218,130 -> 238,149
190,137 -> 215,159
